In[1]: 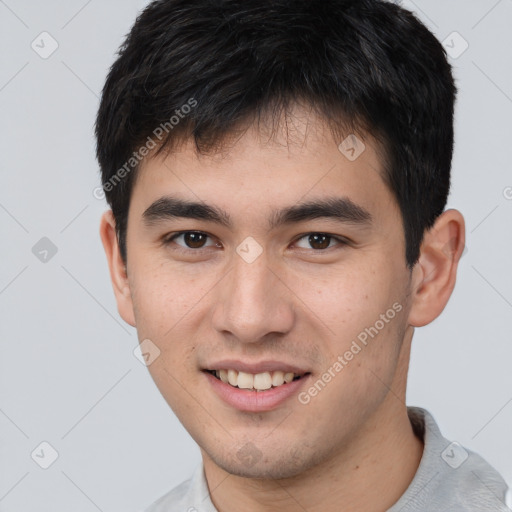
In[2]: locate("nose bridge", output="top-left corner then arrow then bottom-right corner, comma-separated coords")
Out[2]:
212,246 -> 294,342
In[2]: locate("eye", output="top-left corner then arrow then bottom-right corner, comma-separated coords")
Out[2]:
164,231 -> 220,250
294,233 -> 348,251
163,231 -> 348,253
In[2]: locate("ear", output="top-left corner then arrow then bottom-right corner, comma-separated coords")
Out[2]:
99,210 -> 136,327
408,209 -> 466,327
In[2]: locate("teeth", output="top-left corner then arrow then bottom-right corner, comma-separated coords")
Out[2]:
253,372 -> 272,390
237,371 -> 254,389
228,369 -> 238,386
272,371 -> 285,387
211,369 -> 303,390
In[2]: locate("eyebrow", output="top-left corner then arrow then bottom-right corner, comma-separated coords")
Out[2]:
142,195 -> 373,230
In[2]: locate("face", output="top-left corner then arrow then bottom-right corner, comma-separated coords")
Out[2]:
119,110 -> 416,479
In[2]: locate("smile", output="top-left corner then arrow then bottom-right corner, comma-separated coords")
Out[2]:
206,369 -> 307,391
203,365 -> 312,412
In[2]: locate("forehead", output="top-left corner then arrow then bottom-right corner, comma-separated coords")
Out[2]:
130,108 -> 396,229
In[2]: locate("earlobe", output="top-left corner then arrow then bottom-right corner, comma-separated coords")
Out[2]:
407,209 -> 466,328
99,210 -> 136,327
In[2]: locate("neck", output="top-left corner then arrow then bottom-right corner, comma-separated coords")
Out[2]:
202,327 -> 423,512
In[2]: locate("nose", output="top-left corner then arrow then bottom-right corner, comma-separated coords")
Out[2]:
211,247 -> 295,344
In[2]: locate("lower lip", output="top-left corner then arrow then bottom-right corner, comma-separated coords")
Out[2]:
204,371 -> 310,412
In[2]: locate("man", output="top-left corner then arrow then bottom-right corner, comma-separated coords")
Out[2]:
96,0 -> 510,510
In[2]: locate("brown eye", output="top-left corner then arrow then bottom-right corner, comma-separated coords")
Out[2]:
165,231 -> 218,250
308,234 -> 331,250
183,232 -> 208,248
294,233 -> 348,251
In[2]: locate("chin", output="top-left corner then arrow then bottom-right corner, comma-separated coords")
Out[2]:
206,443 -> 324,480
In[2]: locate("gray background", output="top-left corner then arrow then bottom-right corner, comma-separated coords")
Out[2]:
1,1 -> 511,511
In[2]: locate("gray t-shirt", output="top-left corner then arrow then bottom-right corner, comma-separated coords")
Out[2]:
142,407 -> 510,511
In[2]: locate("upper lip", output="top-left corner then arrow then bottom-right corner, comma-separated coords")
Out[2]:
203,359 -> 310,375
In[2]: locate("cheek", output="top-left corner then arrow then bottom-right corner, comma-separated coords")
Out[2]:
129,261 -> 216,378
297,308 -> 406,437
299,263 -> 406,391
296,264 -> 386,339
129,258 -> 208,334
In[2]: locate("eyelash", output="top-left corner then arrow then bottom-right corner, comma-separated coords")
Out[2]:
163,230 -> 349,253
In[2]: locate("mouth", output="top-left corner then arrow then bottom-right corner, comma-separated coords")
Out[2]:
204,369 -> 310,391
202,360 -> 312,412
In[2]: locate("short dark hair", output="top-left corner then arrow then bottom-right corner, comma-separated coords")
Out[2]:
95,0 -> 456,268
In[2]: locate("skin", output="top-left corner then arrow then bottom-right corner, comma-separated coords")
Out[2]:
100,106 -> 465,511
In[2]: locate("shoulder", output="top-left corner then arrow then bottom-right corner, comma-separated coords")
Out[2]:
138,463 -> 215,512
389,407 -> 510,512
139,476 -> 194,512
440,445 -> 510,511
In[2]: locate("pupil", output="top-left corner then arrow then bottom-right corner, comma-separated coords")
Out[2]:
310,234 -> 330,250
185,232 -> 206,248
